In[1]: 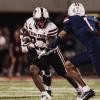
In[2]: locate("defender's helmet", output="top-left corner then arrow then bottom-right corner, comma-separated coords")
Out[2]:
33,7 -> 50,28
68,2 -> 85,16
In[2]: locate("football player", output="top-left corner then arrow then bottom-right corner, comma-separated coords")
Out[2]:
20,7 -> 83,100
39,2 -> 97,100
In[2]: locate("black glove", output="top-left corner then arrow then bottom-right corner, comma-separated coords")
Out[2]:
22,36 -> 31,46
38,48 -> 55,59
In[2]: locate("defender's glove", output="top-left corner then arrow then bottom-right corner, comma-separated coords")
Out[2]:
38,48 -> 55,59
22,36 -> 31,46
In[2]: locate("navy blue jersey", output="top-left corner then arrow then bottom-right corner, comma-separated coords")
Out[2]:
63,15 -> 100,51
63,15 -> 100,76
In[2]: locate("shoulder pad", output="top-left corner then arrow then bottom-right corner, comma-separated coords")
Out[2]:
63,16 -> 69,23
48,22 -> 58,36
24,17 -> 34,29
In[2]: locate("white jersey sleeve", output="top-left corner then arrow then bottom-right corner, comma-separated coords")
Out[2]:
24,17 -> 33,30
20,17 -> 33,35
20,17 -> 34,53
47,22 -> 58,37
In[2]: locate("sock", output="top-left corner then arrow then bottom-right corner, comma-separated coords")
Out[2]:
41,91 -> 47,95
76,85 -> 82,93
45,85 -> 51,90
41,91 -> 51,99
82,86 -> 90,93
43,70 -> 51,86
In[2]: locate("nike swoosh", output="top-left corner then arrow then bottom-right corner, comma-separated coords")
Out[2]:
81,92 -> 90,100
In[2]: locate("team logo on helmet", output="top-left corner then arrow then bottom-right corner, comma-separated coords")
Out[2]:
68,2 -> 85,16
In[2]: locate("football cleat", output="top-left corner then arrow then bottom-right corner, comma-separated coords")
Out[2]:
41,91 -> 52,100
46,90 -> 52,96
77,91 -> 82,100
80,89 -> 95,100
41,95 -> 51,100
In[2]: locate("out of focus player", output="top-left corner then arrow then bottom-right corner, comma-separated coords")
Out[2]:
39,2 -> 97,100
20,7 -> 85,100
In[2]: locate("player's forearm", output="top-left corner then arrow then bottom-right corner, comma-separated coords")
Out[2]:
48,36 -> 62,49
48,30 -> 66,49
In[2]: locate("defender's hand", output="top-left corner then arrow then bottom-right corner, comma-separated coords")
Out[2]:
38,48 -> 56,59
22,36 -> 31,46
38,50 -> 47,59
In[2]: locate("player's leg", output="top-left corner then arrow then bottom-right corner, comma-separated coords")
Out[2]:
29,64 -> 51,100
62,75 -> 82,95
65,61 -> 88,87
57,47 -> 95,100
69,51 -> 91,67
65,58 -> 95,100
48,49 -> 82,97
30,64 -> 45,91
28,49 -> 52,100
42,69 -> 52,96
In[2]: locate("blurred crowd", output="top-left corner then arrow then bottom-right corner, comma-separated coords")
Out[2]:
0,26 -> 29,77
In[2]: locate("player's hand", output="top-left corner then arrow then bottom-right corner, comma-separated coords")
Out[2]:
22,36 -> 31,46
21,46 -> 28,53
38,50 -> 47,59
28,43 -> 35,49
38,48 -> 55,59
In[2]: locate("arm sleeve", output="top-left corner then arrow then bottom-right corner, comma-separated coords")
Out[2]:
47,23 -> 63,49
48,36 -> 63,49
62,17 -> 71,32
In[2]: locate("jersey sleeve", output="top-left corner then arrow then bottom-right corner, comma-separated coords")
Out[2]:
24,19 -> 29,30
62,17 -> 71,32
20,21 -> 28,35
86,16 -> 100,32
48,23 -> 58,37
20,18 -> 32,46
20,18 -> 32,34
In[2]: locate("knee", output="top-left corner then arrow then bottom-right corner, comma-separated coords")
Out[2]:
42,70 -> 51,77
65,61 -> 74,71
29,65 -> 39,76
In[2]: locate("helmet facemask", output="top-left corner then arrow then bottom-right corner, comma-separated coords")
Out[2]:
35,17 -> 49,29
33,7 -> 50,29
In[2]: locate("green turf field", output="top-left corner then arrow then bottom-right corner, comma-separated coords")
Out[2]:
0,78 -> 99,100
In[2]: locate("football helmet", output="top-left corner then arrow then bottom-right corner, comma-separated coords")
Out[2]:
68,2 -> 85,16
33,7 -> 50,28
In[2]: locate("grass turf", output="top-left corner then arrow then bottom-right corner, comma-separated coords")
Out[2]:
0,78 -> 99,100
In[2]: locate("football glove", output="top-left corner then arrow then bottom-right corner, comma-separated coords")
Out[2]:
21,46 -> 28,53
38,48 -> 55,59
22,36 -> 31,46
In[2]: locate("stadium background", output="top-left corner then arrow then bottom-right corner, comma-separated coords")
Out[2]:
0,0 -> 100,100
0,0 -> 100,77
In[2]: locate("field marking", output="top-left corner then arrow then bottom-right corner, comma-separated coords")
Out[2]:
1,86 -> 100,93
0,87 -> 100,96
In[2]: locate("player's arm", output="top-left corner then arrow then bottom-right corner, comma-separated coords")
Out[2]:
47,30 -> 67,49
20,23 -> 36,54
20,27 -> 31,45
48,17 -> 70,49
38,20 -> 69,58
38,30 -> 67,59
20,27 -> 30,53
